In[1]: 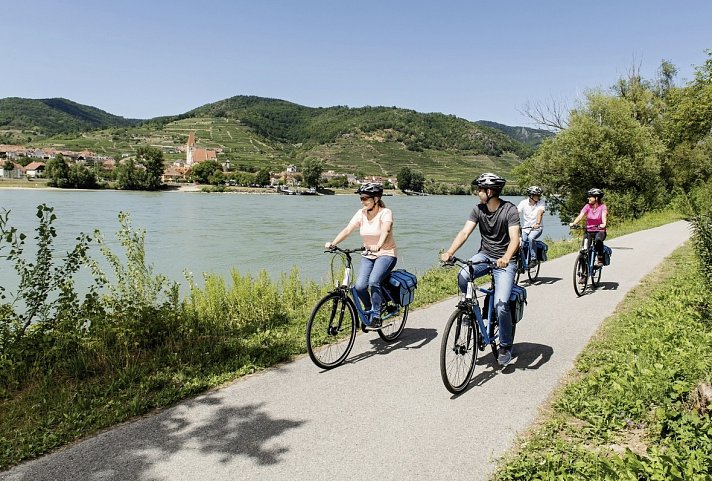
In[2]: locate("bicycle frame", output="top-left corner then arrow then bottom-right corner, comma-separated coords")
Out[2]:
579,231 -> 603,278
330,247 -> 403,326
450,258 -> 498,347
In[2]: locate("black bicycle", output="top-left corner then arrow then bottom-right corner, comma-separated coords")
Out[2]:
306,246 -> 408,369
571,225 -> 610,297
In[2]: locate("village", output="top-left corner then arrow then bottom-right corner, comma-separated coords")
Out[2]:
0,132 -> 398,191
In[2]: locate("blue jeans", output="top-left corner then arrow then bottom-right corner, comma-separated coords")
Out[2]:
521,228 -> 543,261
355,255 -> 397,322
458,252 -> 517,348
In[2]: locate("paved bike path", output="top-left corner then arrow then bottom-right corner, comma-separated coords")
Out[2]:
1,221 -> 691,481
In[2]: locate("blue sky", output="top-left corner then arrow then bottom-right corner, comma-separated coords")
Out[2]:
2,0 -> 710,126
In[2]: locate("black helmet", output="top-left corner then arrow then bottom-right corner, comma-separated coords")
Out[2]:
355,182 -> 383,197
587,188 -> 604,199
474,172 -> 506,190
527,185 -> 543,196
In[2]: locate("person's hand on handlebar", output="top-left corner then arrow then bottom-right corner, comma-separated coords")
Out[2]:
441,251 -> 453,263
324,242 -> 336,250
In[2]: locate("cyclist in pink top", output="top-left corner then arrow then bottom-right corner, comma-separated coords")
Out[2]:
325,183 -> 397,330
569,188 -> 608,269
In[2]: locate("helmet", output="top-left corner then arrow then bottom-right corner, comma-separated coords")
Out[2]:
587,188 -> 604,199
355,182 -> 384,197
527,185 -> 543,196
474,172 -> 506,190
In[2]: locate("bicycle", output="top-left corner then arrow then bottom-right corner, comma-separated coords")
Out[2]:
515,227 -> 541,284
571,225 -> 608,297
306,246 -> 409,369
439,257 -> 515,394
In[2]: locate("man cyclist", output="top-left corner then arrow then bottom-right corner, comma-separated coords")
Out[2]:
517,186 -> 545,264
440,172 -> 521,366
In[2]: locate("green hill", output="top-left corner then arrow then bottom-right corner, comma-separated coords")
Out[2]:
0,97 -> 141,141
0,95 -> 544,185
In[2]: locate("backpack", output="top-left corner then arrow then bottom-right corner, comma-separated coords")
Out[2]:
534,240 -> 548,262
385,269 -> 417,306
482,284 -> 528,324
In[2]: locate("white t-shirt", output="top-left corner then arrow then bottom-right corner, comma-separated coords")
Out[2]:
517,198 -> 545,228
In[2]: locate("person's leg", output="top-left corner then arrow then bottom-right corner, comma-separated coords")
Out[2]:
527,228 -> 543,261
594,231 -> 607,265
355,257 -> 375,314
368,255 -> 398,322
457,252 -> 491,293
493,261 -> 517,364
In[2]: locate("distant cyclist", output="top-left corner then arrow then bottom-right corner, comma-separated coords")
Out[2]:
569,188 -> 608,276
517,186 -> 545,263
440,173 -> 520,366
325,182 -> 397,330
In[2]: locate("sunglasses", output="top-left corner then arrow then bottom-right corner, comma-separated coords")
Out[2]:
359,196 -> 372,201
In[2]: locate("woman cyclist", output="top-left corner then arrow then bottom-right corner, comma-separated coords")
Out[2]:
569,188 -> 608,280
325,182 -> 397,330
517,186 -> 545,263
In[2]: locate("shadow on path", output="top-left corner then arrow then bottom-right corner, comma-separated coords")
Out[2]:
347,327 -> 438,365
7,398 -> 306,480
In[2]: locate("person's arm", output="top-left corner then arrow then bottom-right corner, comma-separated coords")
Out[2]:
533,206 -> 545,229
325,223 -> 358,249
441,220 -> 476,262
369,221 -> 392,251
569,208 -> 585,226
498,225 -> 520,268
600,208 -> 607,229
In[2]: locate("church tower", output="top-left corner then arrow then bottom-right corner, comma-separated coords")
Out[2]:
186,132 -> 195,166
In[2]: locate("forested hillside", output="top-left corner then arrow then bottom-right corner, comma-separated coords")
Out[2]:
0,97 -> 141,140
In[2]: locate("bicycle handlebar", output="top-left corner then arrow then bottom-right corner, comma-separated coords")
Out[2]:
324,245 -> 368,255
441,256 -> 498,270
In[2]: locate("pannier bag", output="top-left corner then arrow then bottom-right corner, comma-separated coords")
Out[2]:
602,245 -> 612,266
386,269 -> 417,306
481,285 -> 528,324
534,240 -> 548,262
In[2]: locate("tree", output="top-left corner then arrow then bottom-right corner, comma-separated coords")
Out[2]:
135,147 -> 165,190
190,160 -> 222,184
515,93 -> 665,220
302,159 -> 323,188
397,167 -> 412,192
45,154 -> 70,187
255,168 -> 271,186
410,170 -> 425,192
3,160 -> 14,178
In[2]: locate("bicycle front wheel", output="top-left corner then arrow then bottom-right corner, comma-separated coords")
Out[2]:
377,303 -> 409,342
573,254 -> 588,297
306,292 -> 357,369
440,309 -> 478,394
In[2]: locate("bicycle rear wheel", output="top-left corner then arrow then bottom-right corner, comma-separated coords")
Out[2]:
306,292 -> 357,369
527,258 -> 541,282
573,254 -> 588,297
440,309 -> 478,394
377,303 -> 409,342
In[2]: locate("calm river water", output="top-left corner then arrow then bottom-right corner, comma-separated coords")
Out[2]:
0,189 -> 571,291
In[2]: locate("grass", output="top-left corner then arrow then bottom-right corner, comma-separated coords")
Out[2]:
493,243 -> 712,480
0,208 -> 688,470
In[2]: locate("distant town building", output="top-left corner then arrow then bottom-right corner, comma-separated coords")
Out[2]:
186,132 -> 217,166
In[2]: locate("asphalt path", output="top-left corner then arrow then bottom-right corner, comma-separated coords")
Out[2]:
1,221 -> 691,481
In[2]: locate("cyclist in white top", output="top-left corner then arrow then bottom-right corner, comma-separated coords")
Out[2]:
517,186 -> 545,262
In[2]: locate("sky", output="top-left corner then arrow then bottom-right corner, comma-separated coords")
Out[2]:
1,0 -> 710,127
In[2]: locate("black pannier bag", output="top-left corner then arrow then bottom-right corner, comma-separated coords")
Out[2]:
481,284 -> 527,324
602,245 -> 612,266
386,269 -> 417,306
535,240 -> 548,261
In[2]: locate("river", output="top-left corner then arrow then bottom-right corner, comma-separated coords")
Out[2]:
0,189 -> 571,291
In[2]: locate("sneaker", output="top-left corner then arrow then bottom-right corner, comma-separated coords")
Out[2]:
370,317 -> 382,329
498,347 -> 512,366
578,275 -> 586,284
595,256 -> 604,267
